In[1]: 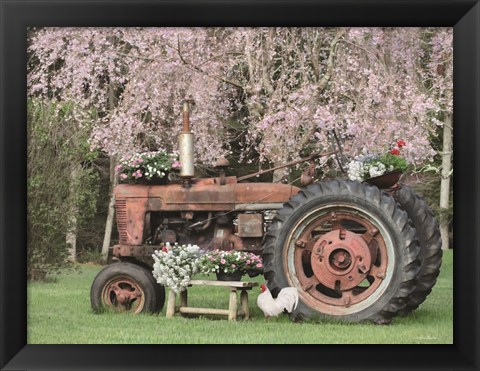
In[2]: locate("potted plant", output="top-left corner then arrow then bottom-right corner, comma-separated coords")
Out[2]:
198,250 -> 264,281
347,140 -> 409,188
116,150 -> 181,184
152,243 -> 202,293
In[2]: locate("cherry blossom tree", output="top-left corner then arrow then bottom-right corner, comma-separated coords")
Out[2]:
421,28 -> 453,249
28,28 -> 238,163
28,27 -> 452,168
28,27 -> 453,254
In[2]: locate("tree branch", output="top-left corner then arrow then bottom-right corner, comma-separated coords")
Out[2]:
318,29 -> 346,93
175,39 -> 245,90
116,44 -> 246,91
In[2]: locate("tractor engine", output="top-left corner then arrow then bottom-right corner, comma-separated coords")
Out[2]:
111,176 -> 299,258
145,210 -> 261,251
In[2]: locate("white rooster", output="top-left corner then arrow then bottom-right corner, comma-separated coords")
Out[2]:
257,283 -> 299,318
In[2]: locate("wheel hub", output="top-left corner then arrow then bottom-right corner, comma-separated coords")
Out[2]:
105,279 -> 143,310
311,229 -> 372,291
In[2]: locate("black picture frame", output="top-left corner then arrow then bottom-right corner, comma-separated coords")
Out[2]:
1,1 -> 478,370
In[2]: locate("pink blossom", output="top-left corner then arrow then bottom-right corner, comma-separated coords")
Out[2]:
220,259 -> 226,265
256,263 -> 263,268
120,173 -> 128,180
172,160 -> 181,169
27,27 -> 450,168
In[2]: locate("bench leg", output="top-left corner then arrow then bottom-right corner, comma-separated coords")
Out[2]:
166,290 -> 177,318
180,290 -> 188,307
228,289 -> 237,321
240,290 -> 249,320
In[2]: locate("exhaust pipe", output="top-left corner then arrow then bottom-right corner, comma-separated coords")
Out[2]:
179,99 -> 195,178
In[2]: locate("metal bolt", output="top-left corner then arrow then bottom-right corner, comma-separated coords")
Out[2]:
358,264 -> 368,274
376,271 -> 385,279
295,240 -> 306,248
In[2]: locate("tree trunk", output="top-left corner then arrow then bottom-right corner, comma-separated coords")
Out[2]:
101,83 -> 119,264
439,114 -> 452,250
101,156 -> 118,264
66,165 -> 81,262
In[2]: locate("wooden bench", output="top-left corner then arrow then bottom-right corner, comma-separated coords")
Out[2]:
165,280 -> 259,321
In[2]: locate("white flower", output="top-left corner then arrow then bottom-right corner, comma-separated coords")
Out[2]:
152,243 -> 202,293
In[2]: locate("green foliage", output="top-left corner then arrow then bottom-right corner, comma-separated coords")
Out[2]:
378,153 -> 409,173
27,98 -> 101,280
76,250 -> 104,265
407,172 -> 453,245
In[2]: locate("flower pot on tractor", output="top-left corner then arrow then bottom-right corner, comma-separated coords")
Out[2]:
90,100 -> 442,324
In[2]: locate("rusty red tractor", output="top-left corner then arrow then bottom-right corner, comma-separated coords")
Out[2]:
90,100 -> 442,324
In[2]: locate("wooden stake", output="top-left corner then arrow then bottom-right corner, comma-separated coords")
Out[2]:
166,290 -> 176,318
240,290 -> 249,320
228,289 -> 238,321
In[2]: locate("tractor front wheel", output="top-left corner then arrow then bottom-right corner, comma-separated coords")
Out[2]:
90,262 -> 165,314
262,180 -> 421,324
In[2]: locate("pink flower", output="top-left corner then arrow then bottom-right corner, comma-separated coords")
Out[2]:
114,165 -> 122,173
246,260 -> 251,265
172,160 -> 181,169
120,173 -> 128,179
161,246 -> 168,252
256,263 -> 263,268
231,264 -> 236,268
220,259 -> 226,264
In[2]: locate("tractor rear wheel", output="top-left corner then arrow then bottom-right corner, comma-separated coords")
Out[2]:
393,185 -> 443,315
262,180 -> 420,324
91,262 -> 165,314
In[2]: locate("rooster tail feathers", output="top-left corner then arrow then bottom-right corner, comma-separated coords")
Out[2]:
275,287 -> 299,313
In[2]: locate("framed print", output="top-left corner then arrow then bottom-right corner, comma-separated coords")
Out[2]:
1,0 -> 479,370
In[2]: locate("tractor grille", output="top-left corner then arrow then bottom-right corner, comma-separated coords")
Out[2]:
115,199 -> 128,243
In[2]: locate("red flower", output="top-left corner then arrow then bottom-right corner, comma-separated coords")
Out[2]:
396,140 -> 406,148
390,148 -> 400,155
161,246 -> 168,253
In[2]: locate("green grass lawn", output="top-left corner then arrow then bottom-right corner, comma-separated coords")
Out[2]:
27,250 -> 453,344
